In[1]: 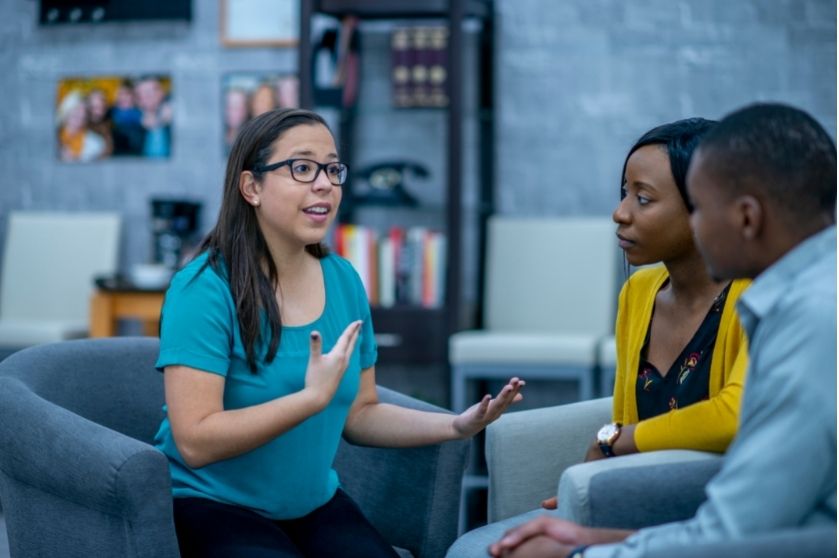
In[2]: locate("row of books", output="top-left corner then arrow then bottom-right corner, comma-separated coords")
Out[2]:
391,26 -> 449,108
332,224 -> 447,308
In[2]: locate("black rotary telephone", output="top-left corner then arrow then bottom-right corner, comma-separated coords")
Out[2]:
353,161 -> 429,207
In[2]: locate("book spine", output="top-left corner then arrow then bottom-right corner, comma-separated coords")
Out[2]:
408,227 -> 426,305
410,27 -> 431,107
391,28 -> 413,108
434,233 -> 447,307
378,236 -> 396,308
367,227 -> 378,306
428,26 -> 449,108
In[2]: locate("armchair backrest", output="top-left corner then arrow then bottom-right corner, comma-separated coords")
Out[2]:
0,211 -> 121,325
0,336 -> 163,444
484,216 -> 619,335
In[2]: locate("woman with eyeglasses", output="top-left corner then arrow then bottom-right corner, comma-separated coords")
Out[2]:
152,108 -> 524,558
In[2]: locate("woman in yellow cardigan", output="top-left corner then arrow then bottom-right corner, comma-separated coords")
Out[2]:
592,117 -> 750,461
542,118 -> 749,509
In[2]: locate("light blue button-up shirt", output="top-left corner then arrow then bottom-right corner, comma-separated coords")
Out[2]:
588,226 -> 837,558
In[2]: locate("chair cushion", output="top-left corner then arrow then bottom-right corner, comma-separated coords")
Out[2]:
450,331 -> 598,365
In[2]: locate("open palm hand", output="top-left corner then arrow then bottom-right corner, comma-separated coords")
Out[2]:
452,378 -> 525,438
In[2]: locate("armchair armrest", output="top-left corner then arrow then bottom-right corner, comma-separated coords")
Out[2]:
559,449 -> 721,527
0,377 -> 179,558
641,526 -> 837,558
485,397 -> 612,522
334,386 -> 469,558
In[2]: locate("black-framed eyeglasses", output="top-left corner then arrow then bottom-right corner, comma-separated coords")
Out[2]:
252,158 -> 349,186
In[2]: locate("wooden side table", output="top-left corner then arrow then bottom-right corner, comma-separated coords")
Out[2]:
90,282 -> 166,338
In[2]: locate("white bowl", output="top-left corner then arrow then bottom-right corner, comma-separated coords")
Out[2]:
130,263 -> 172,289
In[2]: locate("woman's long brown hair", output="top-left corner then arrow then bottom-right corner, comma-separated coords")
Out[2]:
196,108 -> 332,372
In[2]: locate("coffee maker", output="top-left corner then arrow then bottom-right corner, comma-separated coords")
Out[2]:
150,198 -> 201,269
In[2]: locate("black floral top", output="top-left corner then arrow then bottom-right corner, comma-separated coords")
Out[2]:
636,283 -> 732,420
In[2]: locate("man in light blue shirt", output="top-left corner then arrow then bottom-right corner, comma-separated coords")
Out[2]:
489,103 -> 837,558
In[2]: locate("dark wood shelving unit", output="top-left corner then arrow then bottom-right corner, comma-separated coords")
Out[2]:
298,0 -> 495,386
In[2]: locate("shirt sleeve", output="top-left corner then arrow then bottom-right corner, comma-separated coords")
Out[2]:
335,254 -> 377,370
156,264 -> 235,376
581,294 -> 837,558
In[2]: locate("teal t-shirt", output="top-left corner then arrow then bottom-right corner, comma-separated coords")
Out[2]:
152,251 -> 377,519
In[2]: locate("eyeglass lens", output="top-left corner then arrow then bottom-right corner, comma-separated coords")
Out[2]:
290,159 -> 348,185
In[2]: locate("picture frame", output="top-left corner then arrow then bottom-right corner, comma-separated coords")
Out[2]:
220,0 -> 299,47
222,72 -> 299,153
56,74 -> 173,162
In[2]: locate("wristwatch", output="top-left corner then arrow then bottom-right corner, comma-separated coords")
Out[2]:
596,422 -> 622,457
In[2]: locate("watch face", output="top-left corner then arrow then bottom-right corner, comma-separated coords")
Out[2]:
597,423 -> 620,443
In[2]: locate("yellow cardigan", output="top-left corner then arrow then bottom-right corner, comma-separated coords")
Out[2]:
612,266 -> 750,453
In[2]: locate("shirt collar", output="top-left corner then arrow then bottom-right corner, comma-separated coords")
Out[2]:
737,226 -> 836,337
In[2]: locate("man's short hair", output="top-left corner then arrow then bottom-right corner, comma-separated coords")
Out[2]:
698,103 -> 837,221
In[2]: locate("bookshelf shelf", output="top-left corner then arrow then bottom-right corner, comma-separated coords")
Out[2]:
299,0 -> 495,374
316,0 -> 490,19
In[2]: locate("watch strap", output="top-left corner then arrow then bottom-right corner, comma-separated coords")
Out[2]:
598,442 -> 616,457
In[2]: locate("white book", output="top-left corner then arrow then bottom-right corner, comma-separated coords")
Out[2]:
378,237 -> 396,308
354,226 -> 372,300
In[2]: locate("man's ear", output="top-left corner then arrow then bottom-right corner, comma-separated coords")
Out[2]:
737,195 -> 763,241
239,171 -> 261,208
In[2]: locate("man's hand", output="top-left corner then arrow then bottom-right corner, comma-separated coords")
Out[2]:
495,535 -> 575,558
488,516 -> 589,557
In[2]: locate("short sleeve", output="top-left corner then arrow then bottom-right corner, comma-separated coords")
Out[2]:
330,254 -> 378,370
156,261 -> 235,376
352,267 -> 377,371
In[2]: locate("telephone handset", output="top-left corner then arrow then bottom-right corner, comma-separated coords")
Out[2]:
354,161 -> 429,206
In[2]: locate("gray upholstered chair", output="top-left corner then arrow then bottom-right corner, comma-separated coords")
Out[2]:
0,337 -> 468,558
446,399 -> 835,558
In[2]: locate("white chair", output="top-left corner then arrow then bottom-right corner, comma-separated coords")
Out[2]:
449,216 -> 619,532
0,211 -> 121,349
598,335 -> 617,397
450,216 -> 619,409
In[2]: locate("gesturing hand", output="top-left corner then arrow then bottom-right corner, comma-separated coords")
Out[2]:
451,378 -> 525,439
304,320 -> 362,408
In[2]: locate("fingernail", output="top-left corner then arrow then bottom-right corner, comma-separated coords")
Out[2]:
310,332 -> 318,340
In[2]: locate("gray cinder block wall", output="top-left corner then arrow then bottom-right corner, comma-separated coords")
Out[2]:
0,0 -> 835,294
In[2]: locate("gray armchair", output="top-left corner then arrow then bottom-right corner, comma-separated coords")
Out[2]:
0,337 -> 468,558
447,399 -> 835,558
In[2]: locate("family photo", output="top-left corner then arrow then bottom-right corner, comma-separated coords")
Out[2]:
55,74 -> 173,162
